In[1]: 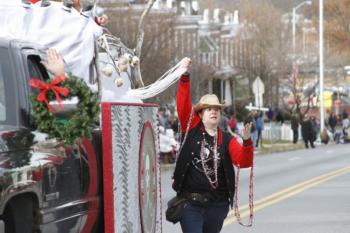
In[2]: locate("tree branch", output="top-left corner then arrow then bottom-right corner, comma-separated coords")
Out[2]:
132,0 -> 156,88
135,0 -> 156,58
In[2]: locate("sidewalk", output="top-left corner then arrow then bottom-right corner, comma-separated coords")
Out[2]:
254,140 -> 305,155
161,140 -> 307,170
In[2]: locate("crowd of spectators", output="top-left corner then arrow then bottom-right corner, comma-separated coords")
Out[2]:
158,105 -> 350,157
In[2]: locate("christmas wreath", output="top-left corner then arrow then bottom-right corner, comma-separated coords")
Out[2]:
29,73 -> 100,144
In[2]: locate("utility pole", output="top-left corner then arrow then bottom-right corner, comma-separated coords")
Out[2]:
319,0 -> 325,131
292,1 -> 312,55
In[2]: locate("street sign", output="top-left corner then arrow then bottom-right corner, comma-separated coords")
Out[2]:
252,77 -> 265,108
245,102 -> 269,112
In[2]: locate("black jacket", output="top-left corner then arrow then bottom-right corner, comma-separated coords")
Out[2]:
172,123 -> 236,206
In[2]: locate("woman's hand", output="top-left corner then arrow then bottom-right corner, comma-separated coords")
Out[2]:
180,57 -> 192,73
41,48 -> 65,76
242,122 -> 252,140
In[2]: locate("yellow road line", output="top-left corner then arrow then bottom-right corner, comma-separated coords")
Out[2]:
224,166 -> 350,226
227,166 -> 350,215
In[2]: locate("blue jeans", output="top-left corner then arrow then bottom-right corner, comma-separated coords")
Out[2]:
251,130 -> 257,147
180,201 -> 229,233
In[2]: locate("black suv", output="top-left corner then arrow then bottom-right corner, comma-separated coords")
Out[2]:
0,38 -> 103,233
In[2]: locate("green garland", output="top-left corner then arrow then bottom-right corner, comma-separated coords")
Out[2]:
31,74 -> 100,145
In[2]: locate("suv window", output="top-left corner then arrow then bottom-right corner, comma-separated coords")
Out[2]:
27,55 -> 49,81
0,47 -> 16,125
0,68 -> 5,121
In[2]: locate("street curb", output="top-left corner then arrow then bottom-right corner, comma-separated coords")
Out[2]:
255,145 -> 306,155
160,143 -> 324,168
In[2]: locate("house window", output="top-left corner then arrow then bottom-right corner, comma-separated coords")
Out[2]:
212,79 -> 222,99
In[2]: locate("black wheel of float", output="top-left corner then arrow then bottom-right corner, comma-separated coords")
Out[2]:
3,196 -> 34,233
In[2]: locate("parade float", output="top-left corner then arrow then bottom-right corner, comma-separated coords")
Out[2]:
0,1 -> 187,232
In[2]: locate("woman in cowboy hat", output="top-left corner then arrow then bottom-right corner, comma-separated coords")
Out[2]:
171,57 -> 254,233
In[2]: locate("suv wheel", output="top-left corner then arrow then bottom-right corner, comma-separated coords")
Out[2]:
3,196 -> 34,233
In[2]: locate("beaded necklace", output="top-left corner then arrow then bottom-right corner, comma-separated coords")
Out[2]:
176,110 -> 219,189
175,109 -> 194,159
175,107 -> 254,227
199,130 -> 219,189
234,164 -> 254,227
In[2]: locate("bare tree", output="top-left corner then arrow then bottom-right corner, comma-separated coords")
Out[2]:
105,5 -> 178,103
310,0 -> 350,66
281,62 -> 316,120
235,0 -> 288,107
192,63 -> 216,101
134,0 -> 156,58
324,0 -> 350,58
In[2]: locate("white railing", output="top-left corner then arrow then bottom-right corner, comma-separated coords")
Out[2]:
237,122 -> 294,142
263,122 -> 293,142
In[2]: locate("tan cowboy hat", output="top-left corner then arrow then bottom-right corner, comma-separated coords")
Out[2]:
193,94 -> 225,112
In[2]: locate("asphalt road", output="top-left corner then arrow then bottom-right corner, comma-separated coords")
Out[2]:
161,143 -> 350,233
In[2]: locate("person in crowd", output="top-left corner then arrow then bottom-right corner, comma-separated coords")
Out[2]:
158,107 -> 169,129
228,112 -> 238,134
291,113 -> 300,144
342,109 -> 348,120
342,112 -> 349,137
310,116 -> 319,139
301,114 -> 316,148
266,107 -> 274,122
245,111 -> 257,147
275,109 -> 284,125
334,114 -> 343,143
255,112 -> 264,148
219,110 -> 229,133
168,114 -> 179,135
172,57 -> 254,233
320,128 -> 330,144
227,112 -> 240,138
328,111 -> 337,134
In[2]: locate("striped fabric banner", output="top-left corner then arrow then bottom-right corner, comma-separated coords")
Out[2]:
102,102 -> 161,233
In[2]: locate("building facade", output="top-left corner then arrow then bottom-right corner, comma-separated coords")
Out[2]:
101,0 -> 245,108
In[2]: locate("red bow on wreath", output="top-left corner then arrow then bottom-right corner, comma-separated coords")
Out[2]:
29,75 -> 69,113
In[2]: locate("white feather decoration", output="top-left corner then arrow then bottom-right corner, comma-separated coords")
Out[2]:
126,62 -> 187,100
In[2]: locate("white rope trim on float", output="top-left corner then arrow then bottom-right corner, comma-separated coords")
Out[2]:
126,61 -> 187,100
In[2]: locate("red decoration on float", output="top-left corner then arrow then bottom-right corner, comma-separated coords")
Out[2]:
29,75 -> 69,112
